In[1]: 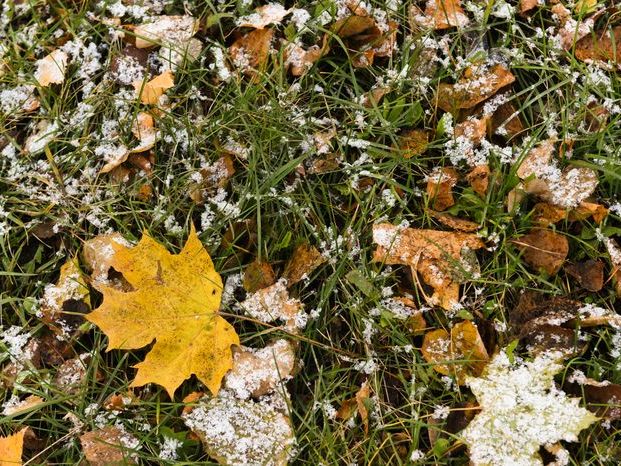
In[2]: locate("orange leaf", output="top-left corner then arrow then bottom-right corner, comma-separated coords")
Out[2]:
133,71 -> 174,105
0,428 -> 26,466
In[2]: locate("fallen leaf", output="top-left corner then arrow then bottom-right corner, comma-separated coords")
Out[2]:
526,166 -> 599,210
243,259 -> 276,293
282,242 -> 325,285
34,49 -> 68,86
576,26 -> 621,64
130,112 -> 156,152
283,40 -> 327,76
604,237 -> 621,297
80,426 -> 139,466
569,201 -> 608,223
133,70 -> 174,105
465,164 -> 489,197
512,229 -> 568,275
23,120 -> 56,154
2,395 -> 44,416
461,351 -> 598,466
421,321 -> 490,384
99,146 -> 130,174
230,28 -> 274,76
564,376 -> 621,421
426,209 -> 481,232
104,392 -> 137,411
362,86 -> 390,107
53,354 -> 101,394
239,280 -> 306,332
330,14 -> 395,68
395,129 -> 429,158
428,401 -> 479,448
392,296 -> 427,333
134,15 -> 199,49
83,233 -> 131,283
182,395 -> 295,466
190,155 -> 236,203
237,4 -> 291,29
410,0 -> 470,30
566,260 -> 604,291
520,0 -> 539,16
532,201 -> 608,225
491,101 -> 523,138
40,257 -> 90,339
331,15 -> 377,38
86,226 -> 240,397
455,116 -> 488,164
372,223 -> 486,310
516,139 -> 555,179
436,64 -> 515,112
337,382 -> 372,433
223,339 -> 296,398
427,167 -> 458,212
0,428 -> 26,466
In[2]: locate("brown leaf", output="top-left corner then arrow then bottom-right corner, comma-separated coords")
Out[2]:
331,15 -> 377,38
240,281 -> 305,332
282,242 -> 325,285
491,101 -> 524,139
2,395 -> 44,416
569,201 -> 608,223
283,37 -> 328,76
564,377 -> 621,420
410,0 -> 470,30
465,164 -> 489,197
512,229 -> 568,275
230,28 -> 274,76
427,167 -> 458,212
436,64 -> 515,112
80,426 -> 139,466
521,324 -> 584,356
34,49 -> 68,86
520,0 -> 539,16
243,259 -> 276,293
566,260 -> 604,292
604,238 -> 621,297
517,139 -> 555,179
104,392 -> 137,411
238,4 -> 291,29
396,129 -> 429,158
134,15 -> 199,49
130,112 -> 156,153
426,209 -> 481,232
133,70 -> 174,105
428,402 -> 479,448
421,321 -> 490,384
392,297 -> 427,333
356,381 -> 371,434
575,26 -> 621,64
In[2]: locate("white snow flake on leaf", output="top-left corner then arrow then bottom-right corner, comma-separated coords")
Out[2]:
461,350 -> 598,466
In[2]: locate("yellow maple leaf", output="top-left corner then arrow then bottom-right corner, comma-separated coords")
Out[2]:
86,226 -> 239,397
0,428 -> 26,466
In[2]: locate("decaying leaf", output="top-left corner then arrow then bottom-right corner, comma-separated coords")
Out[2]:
531,201 -> 608,225
465,164 -> 490,197
372,223 -> 485,310
564,375 -> 621,421
395,129 -> 429,158
283,40 -> 327,76
23,119 -> 56,154
427,167 -> 458,212
83,233 -> 131,283
190,154 -> 236,203
3,395 -> 44,416
243,259 -> 276,293
133,70 -> 174,105
410,0 -> 469,30
40,257 -> 90,339
426,209 -> 480,232
421,321 -> 490,384
34,49 -> 68,86
575,26 -> 621,64
336,381 -> 372,433
134,15 -> 199,49
183,395 -> 295,466
491,101 -> 524,139
230,28 -> 274,76
0,428 -> 26,466
282,241 -> 325,285
428,401 -> 479,448
239,280 -> 306,332
574,0 -> 599,15
437,64 -> 515,112
516,139 -> 555,179
566,260 -> 604,292
130,112 -> 156,153
80,426 -> 139,466
392,297 -> 426,333
237,4 -> 291,29
87,226 -> 240,397
223,339 -> 296,398
512,229 -> 568,275
53,354 -> 101,394
604,237 -> 621,297
461,351 -> 598,466
520,0 -> 539,16
455,117 -> 488,164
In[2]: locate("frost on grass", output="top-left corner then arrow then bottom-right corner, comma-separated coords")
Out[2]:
182,393 -> 295,466
461,350 -> 598,466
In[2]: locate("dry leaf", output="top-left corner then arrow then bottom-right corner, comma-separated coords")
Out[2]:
465,165 -> 490,197
34,49 -> 68,86
575,26 -> 621,64
566,260 -> 604,292
436,64 -> 515,112
86,226 -> 240,397
372,223 -> 485,309
283,40 -> 327,76
330,15 -> 395,68
427,167 -> 458,212
395,129 -> 429,158
410,0 -> 469,30
130,112 -> 156,153
40,257 -> 90,339
513,229 -> 568,275
520,0 -> 539,16
3,395 -> 44,416
455,116 -> 488,155
237,4 -> 291,29
0,428 -> 26,466
491,101 -> 523,138
104,392 -> 137,411
239,280 -> 306,332
23,120 -> 56,154
604,237 -> 621,297
133,70 -> 174,105
564,376 -> 621,421
83,233 -> 130,283
421,321 -> 490,384
230,28 -> 274,76
569,201 -> 608,223
574,0 -> 599,15
223,339 -> 296,398
532,201 -> 608,225
80,426 -> 139,466
331,15 -> 377,38
183,395 -> 295,466
426,209 -> 481,232
337,382 -> 372,433
53,354 -> 101,394
282,242 -> 325,285
134,15 -> 199,49
517,139 -> 555,179
243,259 -> 276,293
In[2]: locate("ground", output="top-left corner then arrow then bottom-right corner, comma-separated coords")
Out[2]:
1,0 -> 621,464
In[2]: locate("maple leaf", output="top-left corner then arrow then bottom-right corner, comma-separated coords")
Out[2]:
460,351 -> 598,466
87,226 -> 239,397
0,428 -> 26,466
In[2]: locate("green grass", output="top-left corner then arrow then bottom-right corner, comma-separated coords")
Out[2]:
2,0 -> 621,464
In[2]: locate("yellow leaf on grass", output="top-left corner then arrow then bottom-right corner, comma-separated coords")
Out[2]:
0,428 -> 26,466
86,226 -> 240,397
133,71 -> 174,105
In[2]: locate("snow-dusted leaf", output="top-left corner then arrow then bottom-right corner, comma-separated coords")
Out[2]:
130,112 -> 157,153
133,70 -> 174,105
34,49 -> 68,86
237,4 -> 291,29
134,15 -> 199,49
427,167 -> 458,212
80,426 -> 139,466
239,280 -> 306,332
461,351 -> 598,466
410,0 -> 469,30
